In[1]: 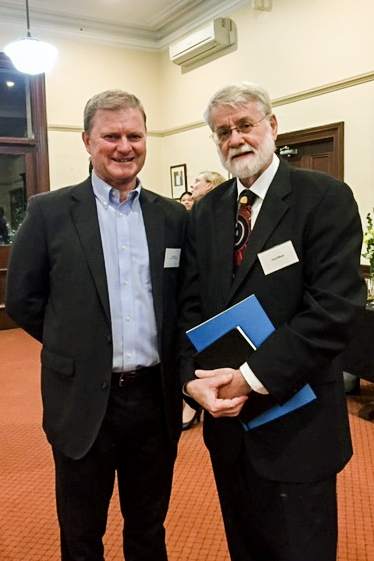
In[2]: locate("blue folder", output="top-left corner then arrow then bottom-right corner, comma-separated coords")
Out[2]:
186,295 -> 316,430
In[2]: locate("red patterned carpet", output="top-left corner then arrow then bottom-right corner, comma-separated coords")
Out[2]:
1,328 -> 374,560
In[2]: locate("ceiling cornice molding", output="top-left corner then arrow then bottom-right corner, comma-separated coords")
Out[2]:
0,0 -> 251,51
158,0 -> 249,50
147,0 -> 204,29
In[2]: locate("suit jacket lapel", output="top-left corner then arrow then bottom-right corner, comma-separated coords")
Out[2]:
227,161 -> 292,303
212,180 -> 237,306
140,188 -> 165,332
69,178 -> 111,324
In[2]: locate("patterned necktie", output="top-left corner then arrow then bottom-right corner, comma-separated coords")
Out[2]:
234,189 -> 257,270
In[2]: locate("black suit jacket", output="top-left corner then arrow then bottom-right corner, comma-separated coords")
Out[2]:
179,160 -> 366,482
6,178 -> 187,459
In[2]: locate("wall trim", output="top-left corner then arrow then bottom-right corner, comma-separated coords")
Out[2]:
271,70 -> 374,107
48,70 -> 374,138
48,122 -> 205,138
48,125 -> 83,133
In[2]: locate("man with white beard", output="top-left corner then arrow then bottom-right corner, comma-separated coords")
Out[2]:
178,82 -> 366,561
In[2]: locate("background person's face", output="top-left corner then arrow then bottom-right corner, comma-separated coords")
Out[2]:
82,107 -> 147,191
191,174 -> 212,200
180,193 -> 194,210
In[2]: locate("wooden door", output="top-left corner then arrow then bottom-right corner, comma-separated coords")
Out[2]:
276,121 -> 368,280
276,122 -> 344,180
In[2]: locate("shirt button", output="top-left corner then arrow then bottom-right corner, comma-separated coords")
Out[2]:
121,245 -> 127,250
126,316 -> 131,322
123,280 -> 129,286
119,212 -> 123,217
126,352 -> 132,358
101,381 -> 109,390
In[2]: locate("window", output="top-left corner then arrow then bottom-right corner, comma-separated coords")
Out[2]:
0,51 -> 50,329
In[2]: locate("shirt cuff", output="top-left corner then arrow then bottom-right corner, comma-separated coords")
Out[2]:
240,362 -> 269,394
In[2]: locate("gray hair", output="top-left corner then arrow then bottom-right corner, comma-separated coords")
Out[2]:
83,89 -> 147,133
202,82 -> 272,129
201,171 -> 226,188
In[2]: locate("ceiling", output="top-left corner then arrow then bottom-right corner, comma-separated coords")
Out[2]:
0,0 -> 251,51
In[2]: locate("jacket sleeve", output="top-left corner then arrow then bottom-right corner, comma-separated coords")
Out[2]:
6,195 -> 49,342
178,208 -> 204,388
248,180 -> 367,402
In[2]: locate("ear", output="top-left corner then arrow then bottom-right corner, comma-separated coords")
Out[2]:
269,114 -> 278,140
205,182 -> 214,193
82,131 -> 91,154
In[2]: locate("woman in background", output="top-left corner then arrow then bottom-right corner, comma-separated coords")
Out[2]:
190,171 -> 226,202
179,191 -> 194,210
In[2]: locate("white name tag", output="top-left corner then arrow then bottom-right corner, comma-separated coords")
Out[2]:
258,241 -> 299,275
164,248 -> 181,268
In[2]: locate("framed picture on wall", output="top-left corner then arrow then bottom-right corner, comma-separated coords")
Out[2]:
170,164 -> 187,199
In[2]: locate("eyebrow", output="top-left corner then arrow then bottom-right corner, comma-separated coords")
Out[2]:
217,117 -> 252,129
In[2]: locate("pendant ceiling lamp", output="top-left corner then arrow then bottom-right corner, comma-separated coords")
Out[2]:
4,0 -> 58,75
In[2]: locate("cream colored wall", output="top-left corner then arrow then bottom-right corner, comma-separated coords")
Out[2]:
1,0 -> 374,222
158,0 -> 374,242
44,37 -> 166,193
160,0 -> 374,124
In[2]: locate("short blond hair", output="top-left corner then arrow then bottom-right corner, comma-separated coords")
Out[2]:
84,89 -> 146,133
201,171 -> 226,188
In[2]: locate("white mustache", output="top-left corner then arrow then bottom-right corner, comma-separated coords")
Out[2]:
227,144 -> 255,159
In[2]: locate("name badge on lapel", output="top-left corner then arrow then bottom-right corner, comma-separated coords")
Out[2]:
258,241 -> 299,275
164,248 -> 181,268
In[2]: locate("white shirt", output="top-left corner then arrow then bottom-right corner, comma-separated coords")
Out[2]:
237,154 -> 280,394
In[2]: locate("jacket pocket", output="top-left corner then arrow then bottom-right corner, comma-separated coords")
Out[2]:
41,348 -> 75,376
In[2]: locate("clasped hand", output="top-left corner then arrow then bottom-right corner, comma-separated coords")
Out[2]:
185,367 -> 251,418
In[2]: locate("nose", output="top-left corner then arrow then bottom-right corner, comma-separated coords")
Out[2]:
117,135 -> 132,152
228,127 -> 245,146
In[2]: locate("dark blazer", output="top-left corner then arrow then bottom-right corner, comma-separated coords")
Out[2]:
6,178 -> 187,459
179,159 -> 366,483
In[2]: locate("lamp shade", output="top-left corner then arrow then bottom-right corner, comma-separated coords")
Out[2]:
4,36 -> 57,75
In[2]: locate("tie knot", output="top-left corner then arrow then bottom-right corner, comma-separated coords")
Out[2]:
239,189 -> 257,206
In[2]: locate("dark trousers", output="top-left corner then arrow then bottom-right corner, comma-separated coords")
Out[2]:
211,446 -> 338,561
53,369 -> 177,561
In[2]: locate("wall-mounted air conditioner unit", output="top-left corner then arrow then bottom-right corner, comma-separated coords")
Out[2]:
169,18 -> 234,67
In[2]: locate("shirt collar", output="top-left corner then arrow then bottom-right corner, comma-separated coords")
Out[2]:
91,170 -> 142,208
236,153 -> 280,201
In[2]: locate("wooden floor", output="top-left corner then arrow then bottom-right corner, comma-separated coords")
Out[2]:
1,328 -> 374,560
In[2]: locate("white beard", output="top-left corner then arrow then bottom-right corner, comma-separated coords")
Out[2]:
219,131 -> 276,179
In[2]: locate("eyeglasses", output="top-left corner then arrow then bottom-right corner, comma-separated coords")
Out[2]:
211,114 -> 269,145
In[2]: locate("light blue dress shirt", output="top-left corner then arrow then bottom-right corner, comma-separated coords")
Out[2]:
92,172 -> 160,371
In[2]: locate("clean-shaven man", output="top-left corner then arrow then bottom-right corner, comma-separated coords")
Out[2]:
6,89 -> 186,561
